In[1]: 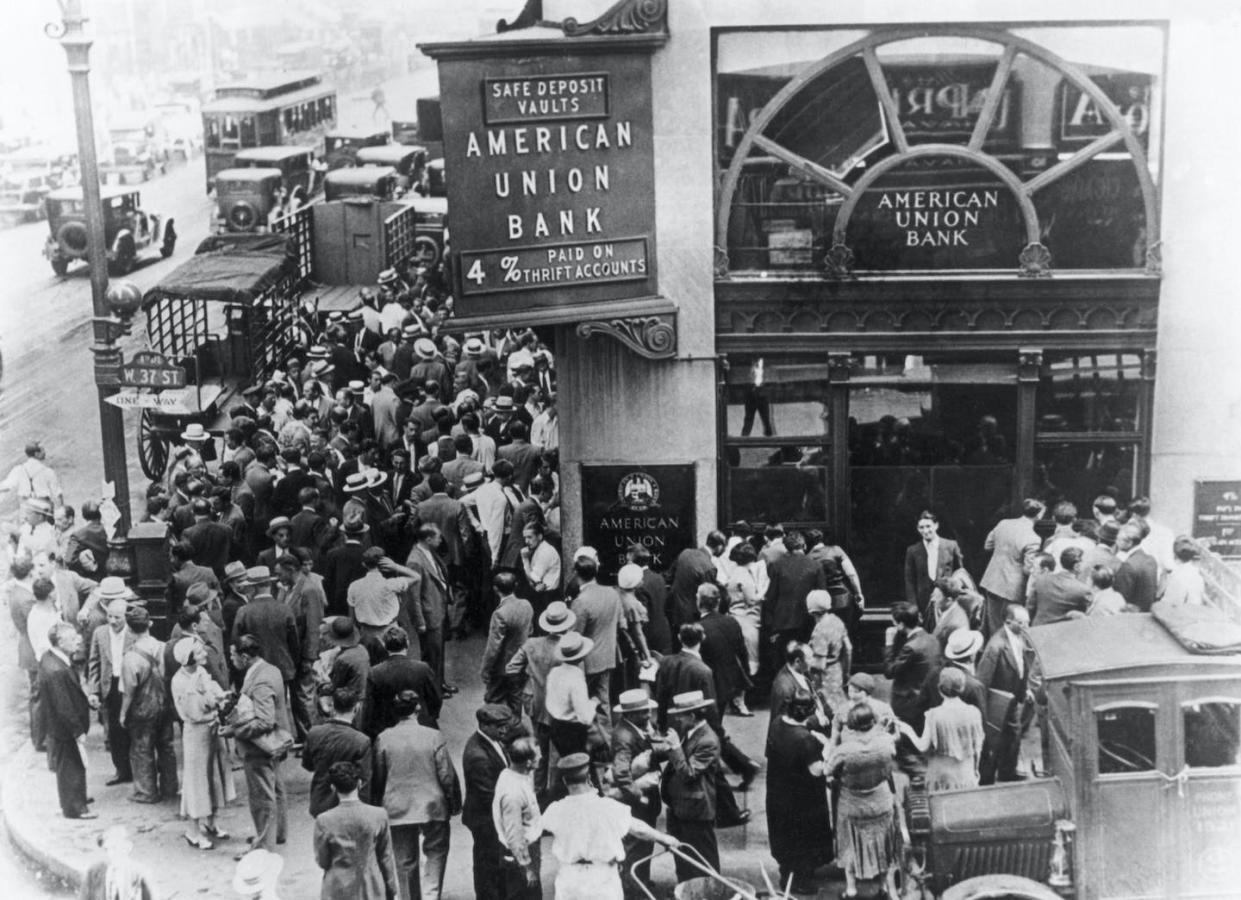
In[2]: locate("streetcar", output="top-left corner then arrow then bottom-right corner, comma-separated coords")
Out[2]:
134,232 -> 304,478
201,70 -> 336,192
901,607 -> 1241,900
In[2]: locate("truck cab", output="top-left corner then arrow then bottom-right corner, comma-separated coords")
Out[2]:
323,167 -> 399,202
907,609 -> 1241,899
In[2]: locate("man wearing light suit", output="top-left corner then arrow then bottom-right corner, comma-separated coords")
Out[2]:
479,571 -> 533,710
980,499 -> 1044,637
412,473 -> 476,640
903,510 -> 964,620
405,523 -> 453,692
230,634 -> 292,852
86,597 -> 136,784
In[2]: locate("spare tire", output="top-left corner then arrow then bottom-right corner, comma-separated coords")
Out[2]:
57,220 -> 89,256
227,201 -> 258,232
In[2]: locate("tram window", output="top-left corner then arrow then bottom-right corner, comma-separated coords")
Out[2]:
239,116 -> 257,148
205,116 -> 221,149
284,109 -> 295,133
1184,701 -> 1241,769
1097,706 -> 1157,774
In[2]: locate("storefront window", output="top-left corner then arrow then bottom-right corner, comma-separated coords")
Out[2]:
1184,701 -> 1241,769
715,24 -> 1164,275
724,356 -> 830,438
1038,353 -> 1142,433
1097,705 -> 1157,774
727,447 -> 829,525
1034,441 -> 1136,513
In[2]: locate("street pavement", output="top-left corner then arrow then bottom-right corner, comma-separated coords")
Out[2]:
0,624 -> 882,900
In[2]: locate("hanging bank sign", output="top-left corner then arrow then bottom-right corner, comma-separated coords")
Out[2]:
428,48 -> 658,317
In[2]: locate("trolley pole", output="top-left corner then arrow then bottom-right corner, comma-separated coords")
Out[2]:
49,0 -> 132,534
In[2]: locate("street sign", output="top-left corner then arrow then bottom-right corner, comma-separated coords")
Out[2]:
103,391 -> 192,414
119,351 -> 186,389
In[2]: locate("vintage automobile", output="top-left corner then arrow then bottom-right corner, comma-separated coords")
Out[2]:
228,146 -> 318,199
100,114 -> 169,184
0,170 -> 55,225
322,166 -> 399,202
354,143 -> 427,192
901,609 -> 1241,900
424,157 -> 446,197
214,169 -> 296,233
43,185 -> 175,276
323,127 -> 389,169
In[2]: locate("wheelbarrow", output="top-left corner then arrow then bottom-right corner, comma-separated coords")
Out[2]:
629,842 -> 798,900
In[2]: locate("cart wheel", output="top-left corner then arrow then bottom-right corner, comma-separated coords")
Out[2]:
138,410 -> 169,480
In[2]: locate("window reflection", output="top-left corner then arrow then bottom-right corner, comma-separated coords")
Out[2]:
1034,442 -> 1136,514
728,448 -> 829,524
725,356 -> 830,438
1038,353 -> 1142,433
1185,702 -> 1241,769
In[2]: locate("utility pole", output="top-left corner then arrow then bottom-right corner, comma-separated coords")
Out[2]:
48,0 -> 133,535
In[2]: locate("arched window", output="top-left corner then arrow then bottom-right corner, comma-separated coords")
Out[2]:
715,24 -> 1162,278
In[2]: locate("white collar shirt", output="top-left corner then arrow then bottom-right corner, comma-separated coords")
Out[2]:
925,537 -> 940,581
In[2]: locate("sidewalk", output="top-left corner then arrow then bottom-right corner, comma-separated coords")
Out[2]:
5,633 -> 871,899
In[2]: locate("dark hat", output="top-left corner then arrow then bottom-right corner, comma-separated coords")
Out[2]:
476,703 -> 515,727
556,752 -> 591,773
1099,521 -> 1121,544
24,440 -> 43,456
185,581 -> 217,607
328,616 -> 359,647
124,605 -> 150,628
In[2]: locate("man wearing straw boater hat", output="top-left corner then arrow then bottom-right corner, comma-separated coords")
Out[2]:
660,690 -> 723,885
506,600 -> 576,801
609,688 -> 665,897
541,752 -> 679,900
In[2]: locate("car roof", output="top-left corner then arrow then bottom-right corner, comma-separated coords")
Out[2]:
355,145 -> 421,163
1030,613 -> 1241,681
325,166 -> 396,185
46,184 -> 137,201
215,168 -> 283,182
233,146 -> 315,162
327,127 -> 389,140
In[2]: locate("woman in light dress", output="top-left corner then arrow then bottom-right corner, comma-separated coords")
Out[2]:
898,667 -> 985,792
725,540 -> 767,715
170,637 -> 236,849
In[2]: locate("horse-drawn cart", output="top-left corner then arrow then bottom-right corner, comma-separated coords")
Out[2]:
135,232 -> 305,478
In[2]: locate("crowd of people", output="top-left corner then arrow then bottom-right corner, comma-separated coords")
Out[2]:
0,280 -> 1216,898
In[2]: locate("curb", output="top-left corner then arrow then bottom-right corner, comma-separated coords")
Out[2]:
1,745 -> 85,891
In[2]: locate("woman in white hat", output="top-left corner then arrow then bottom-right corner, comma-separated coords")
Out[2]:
171,636 -> 236,849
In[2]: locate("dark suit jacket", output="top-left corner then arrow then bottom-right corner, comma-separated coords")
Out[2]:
669,548 -> 716,632
272,468 -> 317,519
301,719 -> 374,817
611,717 -> 661,819
168,562 -> 220,616
698,612 -> 749,706
637,569 -> 673,655
884,627 -> 942,729
232,597 -> 300,681
977,628 -> 1035,701
324,541 -> 367,616
499,495 -> 543,570
762,552 -> 826,638
413,493 -> 474,568
1029,571 -> 1092,625
66,522 -> 109,578
766,664 -> 804,753
1115,549 -> 1161,612
283,574 -> 326,663
364,654 -> 441,735
405,543 -> 449,631
461,730 -> 507,832
38,651 -> 91,744
496,440 -> 539,492
661,721 -> 720,822
183,520 -> 233,580
480,596 -> 533,684
653,650 -> 715,732
904,538 -> 964,612
290,508 -> 333,562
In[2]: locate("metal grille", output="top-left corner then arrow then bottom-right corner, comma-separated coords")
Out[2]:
383,203 -> 418,269
271,204 -> 314,281
146,296 -> 206,362
247,272 -> 301,384
941,841 -> 1052,886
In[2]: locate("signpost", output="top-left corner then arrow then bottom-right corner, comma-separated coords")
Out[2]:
118,351 -> 186,389
1193,480 -> 1241,559
580,464 -> 696,581
103,391 -> 193,414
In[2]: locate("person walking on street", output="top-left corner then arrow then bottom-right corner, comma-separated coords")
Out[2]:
568,554 -> 622,733
480,571 -> 533,709
302,688 -> 372,817
364,626 -> 441,735
543,753 -> 680,900
373,690 -> 461,900
762,531 -> 826,681
228,635 -> 292,854
608,690 -> 665,898
766,690 -> 832,892
492,736 -> 543,900
505,601 -> 575,801
276,554 -> 325,743
120,606 -> 178,804
660,691 -> 722,885
462,704 -> 519,900
313,761 -> 399,900
38,623 -> 95,819
977,604 -> 1036,784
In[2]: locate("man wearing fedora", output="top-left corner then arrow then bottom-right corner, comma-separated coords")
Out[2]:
610,689 -> 666,897
326,616 -> 372,704
324,512 -> 370,617
661,690 -> 723,883
256,516 -> 294,574
232,567 -> 300,719
506,600 -> 576,800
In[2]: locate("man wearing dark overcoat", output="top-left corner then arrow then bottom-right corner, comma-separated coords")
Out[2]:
38,623 -> 95,818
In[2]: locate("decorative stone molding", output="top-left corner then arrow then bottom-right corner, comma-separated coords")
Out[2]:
1019,242 -> 1053,278
713,245 -> 730,279
576,314 -> 676,359
562,0 -> 668,37
1145,241 -> 1162,277
824,243 -> 855,279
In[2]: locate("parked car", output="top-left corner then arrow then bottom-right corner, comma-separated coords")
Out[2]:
43,186 -> 175,276
100,115 -> 169,184
0,170 -> 55,225
229,146 -> 319,200
323,166 -> 399,202
354,144 -> 427,193
323,127 -> 390,169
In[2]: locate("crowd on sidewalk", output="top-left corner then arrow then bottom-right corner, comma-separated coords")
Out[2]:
0,267 -> 1214,898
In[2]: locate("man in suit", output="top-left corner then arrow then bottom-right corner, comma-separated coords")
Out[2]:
669,537 -> 723,638
412,473 -> 475,640
372,689 -> 461,900
38,623 -> 95,818
182,498 -> 233,582
630,544 -> 673,655
167,539 -> 220,621
324,515 -> 369,616
312,760 -> 400,900
1030,547 -> 1093,625
301,688 -> 373,817
87,597 -> 136,784
903,511 -> 964,620
696,584 -> 750,715
980,499 -> 1044,637
569,555 -> 622,731
65,500 -> 109,579
766,641 -> 813,751
289,487 -> 334,568
272,447 -> 317,518
610,689 -> 665,897
405,523 -> 453,691
479,571 -> 533,709
495,421 -> 539,493
275,555 -> 326,742
233,567 -> 300,693
370,370 -> 403,452
462,704 -> 518,900
883,601 -> 941,733
440,435 -> 484,494
978,604 -> 1036,784
661,690 -> 722,884
1114,521 -> 1162,612
762,531 -> 826,677
230,634 -> 292,853
364,625 -> 441,735
505,602 -> 574,801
